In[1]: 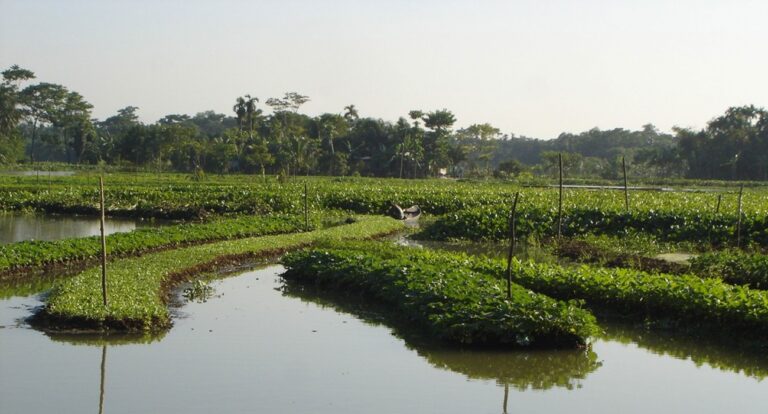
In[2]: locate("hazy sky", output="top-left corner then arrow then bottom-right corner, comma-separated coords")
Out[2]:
1,0 -> 766,138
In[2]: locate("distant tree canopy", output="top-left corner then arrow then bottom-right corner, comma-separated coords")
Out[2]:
672,106 -> 768,180
0,64 -> 765,181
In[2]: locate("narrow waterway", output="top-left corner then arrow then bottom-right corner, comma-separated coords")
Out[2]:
0,212 -> 166,244
0,266 -> 766,413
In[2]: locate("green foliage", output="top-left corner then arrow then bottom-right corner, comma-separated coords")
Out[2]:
675,106 -> 768,180
0,214 -> 309,274
467,256 -> 768,338
41,216 -> 402,330
2,174 -> 766,247
691,251 -> 768,290
281,242 -> 598,348
422,189 -> 768,246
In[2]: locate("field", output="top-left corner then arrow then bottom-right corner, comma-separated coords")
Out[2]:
2,171 -> 768,350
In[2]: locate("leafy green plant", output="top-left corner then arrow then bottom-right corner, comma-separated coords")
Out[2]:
38,216 -> 403,331
690,251 -> 768,290
281,243 -> 598,348
0,214 -> 312,276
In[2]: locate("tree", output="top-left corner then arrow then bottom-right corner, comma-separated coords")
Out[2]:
233,95 -> 260,138
408,110 -> 424,127
495,159 -> 526,178
315,113 -> 349,175
673,105 -> 767,180
455,123 -> 501,175
0,65 -> 35,163
19,82 -> 69,162
233,97 -> 247,131
539,151 -> 584,178
422,109 -> 456,175
343,104 -> 359,122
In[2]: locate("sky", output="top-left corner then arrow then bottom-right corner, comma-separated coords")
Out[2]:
1,0 -> 766,139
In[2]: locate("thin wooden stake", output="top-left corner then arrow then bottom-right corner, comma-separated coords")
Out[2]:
622,156 -> 629,212
304,182 -> 309,231
715,194 -> 722,214
736,184 -> 744,248
558,153 -> 563,238
99,176 -> 108,307
505,192 -> 520,299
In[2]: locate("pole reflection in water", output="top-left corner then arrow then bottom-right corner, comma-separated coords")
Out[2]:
502,383 -> 509,414
99,345 -> 106,414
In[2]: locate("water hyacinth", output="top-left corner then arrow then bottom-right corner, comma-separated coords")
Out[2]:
281,242 -> 599,348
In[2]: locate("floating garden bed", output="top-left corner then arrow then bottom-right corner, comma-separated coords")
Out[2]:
33,216 -> 402,331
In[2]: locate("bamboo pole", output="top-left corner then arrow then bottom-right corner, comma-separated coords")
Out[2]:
622,156 -> 629,212
736,184 -> 744,248
505,192 -> 520,299
304,182 -> 309,231
558,153 -> 563,238
99,176 -> 108,307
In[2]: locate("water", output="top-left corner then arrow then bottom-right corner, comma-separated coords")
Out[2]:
0,213 -> 165,244
0,170 -> 75,176
1,266 -> 766,414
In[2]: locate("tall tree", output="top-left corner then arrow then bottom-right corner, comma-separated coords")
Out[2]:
0,65 -> 35,162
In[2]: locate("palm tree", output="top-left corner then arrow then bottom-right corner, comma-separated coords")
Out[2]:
343,104 -> 359,122
244,95 -> 259,139
233,97 -> 247,131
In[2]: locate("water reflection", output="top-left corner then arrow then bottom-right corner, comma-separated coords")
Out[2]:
0,212 -> 163,244
0,273 -> 61,300
0,170 -> 75,176
280,279 -> 602,390
99,345 -> 106,414
2,266 -> 767,413
601,321 -> 768,380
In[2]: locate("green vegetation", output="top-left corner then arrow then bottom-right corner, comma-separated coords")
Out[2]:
690,251 -> 768,290
422,198 -> 767,246
37,216 -> 402,331
0,214 -> 311,276
281,242 -> 599,348
1,175 -> 764,246
3,66 -> 767,182
293,241 -> 768,339
467,256 -> 768,338
281,276 -> 601,388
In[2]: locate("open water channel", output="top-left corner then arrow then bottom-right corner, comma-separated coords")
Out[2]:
0,217 -> 767,413
0,212 -> 166,244
1,264 -> 767,413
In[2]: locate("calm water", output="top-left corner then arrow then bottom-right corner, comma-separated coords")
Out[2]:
0,266 -> 766,414
0,213 -> 164,244
0,170 -> 75,176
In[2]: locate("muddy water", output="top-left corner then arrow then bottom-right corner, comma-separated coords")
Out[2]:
1,266 -> 767,413
0,213 -> 165,244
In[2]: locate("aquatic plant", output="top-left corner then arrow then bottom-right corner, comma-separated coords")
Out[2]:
690,250 -> 768,290
281,244 -> 599,348
0,214 -> 311,276
37,216 -> 403,331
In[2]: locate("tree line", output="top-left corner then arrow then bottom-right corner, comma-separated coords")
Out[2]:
1,65 -> 766,180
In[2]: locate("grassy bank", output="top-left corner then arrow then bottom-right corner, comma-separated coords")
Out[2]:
281,242 -> 599,348
35,216 -> 402,331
